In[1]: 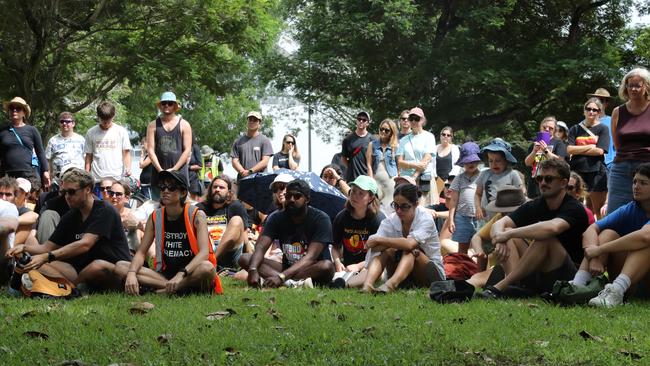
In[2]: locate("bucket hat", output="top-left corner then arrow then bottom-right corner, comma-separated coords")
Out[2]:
456,142 -> 482,166
481,138 -> 517,164
155,92 -> 181,112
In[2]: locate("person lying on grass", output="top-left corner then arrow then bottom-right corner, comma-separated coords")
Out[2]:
6,168 -> 131,291
572,163 -> 650,307
331,175 -> 385,288
115,170 -> 219,295
361,183 -> 445,293
240,179 -> 335,288
478,158 -> 589,299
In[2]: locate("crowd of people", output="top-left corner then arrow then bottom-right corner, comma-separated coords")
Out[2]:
2,66 -> 650,308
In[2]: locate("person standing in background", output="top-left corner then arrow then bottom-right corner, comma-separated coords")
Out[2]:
45,112 -> 85,179
231,111 -> 273,180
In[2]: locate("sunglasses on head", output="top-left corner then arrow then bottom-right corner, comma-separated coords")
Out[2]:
391,202 -> 413,211
286,192 -> 304,200
108,190 -> 124,197
59,119 -> 74,124
584,107 -> 600,113
159,184 -> 179,192
408,115 -> 421,122
535,175 -> 562,184
161,101 -> 176,107
379,128 -> 391,133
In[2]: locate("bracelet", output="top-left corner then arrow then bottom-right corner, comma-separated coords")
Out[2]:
249,267 -> 257,272
128,270 -> 136,273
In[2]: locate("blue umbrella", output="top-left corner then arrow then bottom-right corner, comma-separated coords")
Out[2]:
237,169 -> 347,219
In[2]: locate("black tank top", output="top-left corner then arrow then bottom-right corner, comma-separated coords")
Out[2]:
436,151 -> 453,180
162,207 -> 194,277
153,117 -> 188,184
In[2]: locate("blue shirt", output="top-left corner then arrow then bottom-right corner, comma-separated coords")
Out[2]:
598,116 -> 615,166
596,201 -> 650,236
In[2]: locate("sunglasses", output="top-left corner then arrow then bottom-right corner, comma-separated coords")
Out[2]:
584,107 -> 600,113
535,175 -> 562,184
272,184 -> 287,193
408,115 -> 421,122
9,106 -> 22,112
400,117 -> 409,120
286,192 -> 304,200
0,191 -> 14,198
626,83 -> 644,90
284,141 -> 295,145
61,187 -> 85,196
99,186 -> 112,192
357,117 -> 368,123
108,190 -> 124,197
441,133 -> 452,137
60,119 -> 74,124
379,128 -> 391,133
159,184 -> 179,192
391,202 -> 413,211
161,101 -> 176,107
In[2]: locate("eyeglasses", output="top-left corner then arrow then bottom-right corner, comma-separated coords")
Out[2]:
99,186 -> 112,192
161,101 -> 176,107
0,191 -> 14,198
60,119 -> 74,124
159,184 -> 179,192
108,190 -> 124,197
535,175 -> 562,184
272,184 -> 287,193
9,106 -> 22,112
391,202 -> 413,211
356,117 -> 368,123
284,141 -> 295,145
400,116 -> 409,120
626,83 -> 644,90
379,128 -> 391,134
408,116 -> 421,122
567,185 -> 575,191
61,187 -> 85,196
584,107 -> 600,113
441,133 -> 452,137
286,192 -> 304,201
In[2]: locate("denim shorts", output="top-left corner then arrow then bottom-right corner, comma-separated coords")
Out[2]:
451,214 -> 478,243
217,244 -> 244,270
608,160 -> 645,214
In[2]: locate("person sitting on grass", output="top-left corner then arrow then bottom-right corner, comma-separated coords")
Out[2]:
478,158 -> 589,299
197,175 -> 249,270
115,170 -> 219,295
331,175 -> 385,288
240,179 -> 335,288
108,180 -> 145,256
361,183 -> 445,293
568,163 -> 650,307
6,168 -> 132,291
0,200 -> 19,286
567,172 -> 595,225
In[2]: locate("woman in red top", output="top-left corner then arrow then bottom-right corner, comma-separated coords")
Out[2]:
607,67 -> 650,213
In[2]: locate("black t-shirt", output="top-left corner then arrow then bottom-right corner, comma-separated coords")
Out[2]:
508,194 -> 588,263
197,200 -> 248,247
262,207 -> 333,266
272,152 -> 300,169
160,205 -> 194,278
39,194 -> 69,217
568,123 -> 610,173
49,200 -> 132,272
341,132 -> 376,182
332,209 -> 385,265
0,124 -> 48,174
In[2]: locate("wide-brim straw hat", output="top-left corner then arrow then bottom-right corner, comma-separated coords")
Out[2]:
587,88 -> 612,99
3,97 -> 31,118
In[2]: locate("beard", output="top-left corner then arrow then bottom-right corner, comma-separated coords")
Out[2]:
211,193 -> 227,204
286,203 -> 307,217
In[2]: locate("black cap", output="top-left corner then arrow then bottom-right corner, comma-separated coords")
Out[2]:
158,170 -> 189,189
286,179 -> 310,199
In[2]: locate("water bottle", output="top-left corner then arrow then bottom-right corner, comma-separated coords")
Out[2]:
8,252 -> 31,296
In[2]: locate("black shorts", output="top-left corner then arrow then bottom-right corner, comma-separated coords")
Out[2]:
519,254 -> 577,294
576,166 -> 607,192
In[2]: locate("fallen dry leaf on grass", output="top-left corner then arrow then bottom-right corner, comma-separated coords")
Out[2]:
21,310 -> 38,318
268,308 -> 281,321
206,309 -> 236,321
309,300 -> 321,307
224,347 -> 240,356
579,330 -> 603,342
23,331 -> 48,340
619,349 -> 642,360
156,334 -> 172,344
129,302 -> 155,315
57,360 -> 91,366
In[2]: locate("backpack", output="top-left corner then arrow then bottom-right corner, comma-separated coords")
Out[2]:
21,270 -> 78,299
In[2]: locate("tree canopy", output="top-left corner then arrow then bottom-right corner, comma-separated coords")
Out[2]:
269,0 -> 639,142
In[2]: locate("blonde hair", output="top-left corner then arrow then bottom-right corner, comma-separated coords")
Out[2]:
618,67 -> 650,101
379,119 -> 399,152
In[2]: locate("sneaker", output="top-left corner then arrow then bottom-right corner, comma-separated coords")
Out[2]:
588,284 -> 624,308
284,278 -> 314,289
477,286 -> 504,300
330,277 -> 346,289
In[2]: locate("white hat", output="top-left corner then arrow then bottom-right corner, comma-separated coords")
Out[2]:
16,178 -> 31,193
269,173 -> 294,190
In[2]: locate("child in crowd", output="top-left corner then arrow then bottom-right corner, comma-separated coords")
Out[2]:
448,142 -> 482,254
474,138 -> 523,220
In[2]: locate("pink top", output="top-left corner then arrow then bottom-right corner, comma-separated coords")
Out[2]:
615,103 -> 650,162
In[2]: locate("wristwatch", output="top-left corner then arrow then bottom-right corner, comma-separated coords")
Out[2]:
277,273 -> 286,281
180,268 -> 189,277
47,252 -> 56,263
248,169 -> 254,175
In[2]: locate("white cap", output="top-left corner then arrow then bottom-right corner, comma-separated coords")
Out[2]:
16,178 -> 31,193
269,173 -> 294,189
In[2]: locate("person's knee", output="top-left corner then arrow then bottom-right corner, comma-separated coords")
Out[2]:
81,260 -> 115,277
195,261 -> 216,276
113,261 -> 131,277
226,216 -> 245,231
238,253 -> 251,269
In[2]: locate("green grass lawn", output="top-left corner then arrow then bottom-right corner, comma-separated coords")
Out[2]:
1,278 -> 649,365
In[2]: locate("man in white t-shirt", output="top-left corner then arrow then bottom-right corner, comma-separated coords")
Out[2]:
46,112 -> 86,178
84,101 -> 132,192
395,107 -> 438,205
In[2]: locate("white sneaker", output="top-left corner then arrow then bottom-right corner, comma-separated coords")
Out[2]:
284,278 -> 314,289
588,283 -> 624,308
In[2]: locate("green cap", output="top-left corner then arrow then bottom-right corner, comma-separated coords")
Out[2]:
349,175 -> 378,195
